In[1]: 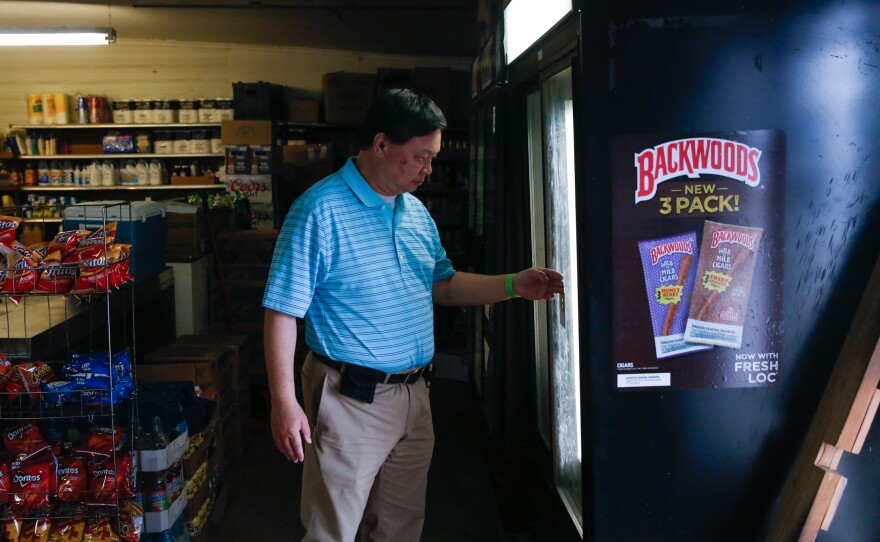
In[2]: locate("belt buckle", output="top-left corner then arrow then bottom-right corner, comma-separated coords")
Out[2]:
403,368 -> 421,384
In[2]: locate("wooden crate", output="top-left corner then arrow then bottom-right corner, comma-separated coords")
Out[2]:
141,344 -> 236,420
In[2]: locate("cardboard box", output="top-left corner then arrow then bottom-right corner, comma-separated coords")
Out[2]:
323,72 -> 377,126
170,175 -> 216,186
68,143 -> 104,155
282,143 -> 334,167
183,421 -> 217,480
225,146 -> 250,174
377,68 -> 413,92
139,430 -> 189,472
166,204 -> 207,259
249,202 -> 275,230
216,230 -> 277,263
173,334 -> 252,411
145,491 -> 187,533
221,120 -> 274,146
141,345 -> 235,404
233,81 -> 284,120
288,98 -> 320,123
224,174 -> 272,204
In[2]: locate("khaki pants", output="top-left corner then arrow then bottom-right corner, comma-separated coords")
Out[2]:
299,353 -> 434,542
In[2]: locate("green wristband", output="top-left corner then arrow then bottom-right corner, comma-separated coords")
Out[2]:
505,274 -> 520,299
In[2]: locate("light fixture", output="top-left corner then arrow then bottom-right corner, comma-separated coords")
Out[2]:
0,27 -> 116,46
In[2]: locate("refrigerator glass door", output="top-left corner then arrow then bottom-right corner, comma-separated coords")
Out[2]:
527,89 -> 552,449
538,65 -> 583,533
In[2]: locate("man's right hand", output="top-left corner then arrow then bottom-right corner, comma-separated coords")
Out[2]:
271,399 -> 312,463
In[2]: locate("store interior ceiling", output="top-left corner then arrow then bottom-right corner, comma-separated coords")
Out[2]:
2,0 -> 477,57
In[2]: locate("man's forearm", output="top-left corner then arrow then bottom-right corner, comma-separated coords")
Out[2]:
432,271 -> 511,306
264,308 -> 300,406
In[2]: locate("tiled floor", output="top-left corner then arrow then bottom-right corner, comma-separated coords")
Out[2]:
209,377 -> 502,541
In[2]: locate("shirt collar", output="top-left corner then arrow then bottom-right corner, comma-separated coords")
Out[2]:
341,157 -> 406,211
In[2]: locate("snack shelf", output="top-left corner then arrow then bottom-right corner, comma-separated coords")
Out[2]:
0,202 -> 143,539
0,501 -> 126,522
0,388 -> 115,420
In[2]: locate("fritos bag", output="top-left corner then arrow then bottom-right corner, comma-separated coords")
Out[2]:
0,216 -> 22,247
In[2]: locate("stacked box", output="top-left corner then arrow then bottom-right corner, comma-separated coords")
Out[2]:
174,334 -> 253,447
165,203 -> 207,259
232,82 -> 284,120
139,345 -> 236,429
210,231 -> 278,423
322,72 -> 376,126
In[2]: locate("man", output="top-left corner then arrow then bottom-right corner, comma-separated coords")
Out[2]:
263,88 -> 564,542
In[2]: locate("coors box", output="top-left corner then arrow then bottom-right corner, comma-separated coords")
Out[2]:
224,174 -> 272,204
612,130 -> 786,391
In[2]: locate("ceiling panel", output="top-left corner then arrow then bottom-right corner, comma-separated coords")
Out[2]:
1,0 -> 477,57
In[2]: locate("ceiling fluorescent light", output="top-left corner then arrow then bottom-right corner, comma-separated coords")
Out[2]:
0,28 -> 116,46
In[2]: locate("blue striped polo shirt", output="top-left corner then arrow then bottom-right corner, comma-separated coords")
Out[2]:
262,157 -> 456,373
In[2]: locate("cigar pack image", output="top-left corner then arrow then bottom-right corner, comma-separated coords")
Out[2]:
684,221 -> 764,348
638,232 -> 712,359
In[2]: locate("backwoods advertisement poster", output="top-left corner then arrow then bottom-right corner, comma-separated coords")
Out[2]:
612,130 -> 785,390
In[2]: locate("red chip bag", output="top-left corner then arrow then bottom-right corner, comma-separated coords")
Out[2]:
0,514 -> 23,542
0,253 -> 38,296
82,518 -> 120,542
0,463 -> 9,505
0,352 -> 12,392
6,362 -> 58,401
3,423 -> 51,462
76,427 -> 126,460
87,454 -> 132,505
118,499 -> 143,542
29,242 -> 51,260
35,250 -> 77,295
49,230 -> 90,259
109,245 -> 132,289
55,456 -> 87,503
0,216 -> 22,246
67,245 -> 123,294
19,518 -> 51,542
5,241 -> 43,267
10,454 -> 55,512
48,517 -> 86,542
71,223 -> 117,261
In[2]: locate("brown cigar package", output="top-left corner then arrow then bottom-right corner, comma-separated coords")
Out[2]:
684,220 -> 763,348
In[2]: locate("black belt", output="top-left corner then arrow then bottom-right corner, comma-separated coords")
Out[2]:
312,352 -> 429,385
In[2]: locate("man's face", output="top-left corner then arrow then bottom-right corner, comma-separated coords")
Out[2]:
378,129 -> 442,195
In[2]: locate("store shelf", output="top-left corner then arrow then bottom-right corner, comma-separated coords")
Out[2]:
21,184 -> 224,192
22,217 -> 62,223
16,153 -> 224,160
10,123 -> 220,130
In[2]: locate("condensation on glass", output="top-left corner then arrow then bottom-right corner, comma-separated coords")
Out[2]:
529,66 -> 583,535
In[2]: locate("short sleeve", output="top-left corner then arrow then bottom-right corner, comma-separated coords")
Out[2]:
262,199 -> 326,317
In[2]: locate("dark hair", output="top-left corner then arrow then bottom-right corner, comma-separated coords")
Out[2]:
358,88 -> 447,150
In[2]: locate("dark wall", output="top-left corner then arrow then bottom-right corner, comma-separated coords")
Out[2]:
584,1 -> 880,540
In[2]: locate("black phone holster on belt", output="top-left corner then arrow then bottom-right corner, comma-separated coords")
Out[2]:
339,365 -> 378,404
